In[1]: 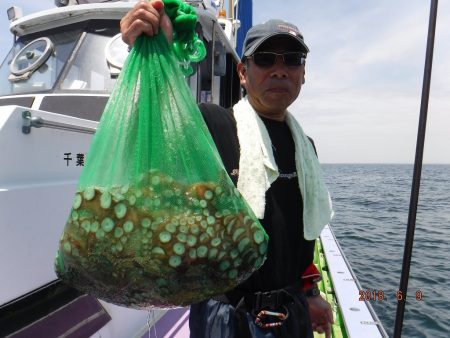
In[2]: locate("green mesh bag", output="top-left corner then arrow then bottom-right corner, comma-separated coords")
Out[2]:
55,0 -> 268,309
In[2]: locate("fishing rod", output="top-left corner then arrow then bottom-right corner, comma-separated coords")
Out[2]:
393,0 -> 438,337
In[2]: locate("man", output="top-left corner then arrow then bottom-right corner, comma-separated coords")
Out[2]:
121,1 -> 334,337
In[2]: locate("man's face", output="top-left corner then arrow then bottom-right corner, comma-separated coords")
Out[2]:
238,36 -> 306,119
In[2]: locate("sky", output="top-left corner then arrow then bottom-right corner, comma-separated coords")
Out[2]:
1,0 -> 449,163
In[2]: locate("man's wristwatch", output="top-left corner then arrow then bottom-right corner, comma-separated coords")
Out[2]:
305,285 -> 321,297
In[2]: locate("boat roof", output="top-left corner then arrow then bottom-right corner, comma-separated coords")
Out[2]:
9,1 -> 239,59
10,3 -> 134,36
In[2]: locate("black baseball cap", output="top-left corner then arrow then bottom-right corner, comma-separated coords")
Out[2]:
242,19 -> 309,58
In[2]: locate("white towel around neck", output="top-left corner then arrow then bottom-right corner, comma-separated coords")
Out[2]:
233,97 -> 333,240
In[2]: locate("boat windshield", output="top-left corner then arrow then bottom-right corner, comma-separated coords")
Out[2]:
0,23 -> 123,96
0,29 -> 81,96
59,26 -> 122,93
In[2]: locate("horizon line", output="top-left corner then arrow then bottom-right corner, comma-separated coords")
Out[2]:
321,162 -> 450,165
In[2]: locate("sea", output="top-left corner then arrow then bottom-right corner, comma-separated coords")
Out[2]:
321,164 -> 450,338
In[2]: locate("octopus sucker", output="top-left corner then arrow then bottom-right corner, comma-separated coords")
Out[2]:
56,169 -> 269,308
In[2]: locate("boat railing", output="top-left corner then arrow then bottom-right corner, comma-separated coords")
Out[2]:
320,225 -> 390,338
21,110 -> 96,135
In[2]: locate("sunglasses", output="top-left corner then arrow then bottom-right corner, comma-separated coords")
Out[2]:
249,52 -> 306,67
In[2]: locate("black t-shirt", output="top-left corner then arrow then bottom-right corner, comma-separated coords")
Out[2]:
199,103 -> 315,293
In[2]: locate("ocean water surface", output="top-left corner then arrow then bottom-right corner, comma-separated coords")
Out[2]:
322,164 -> 450,338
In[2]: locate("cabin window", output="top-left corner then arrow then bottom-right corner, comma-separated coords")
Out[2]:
60,27 -> 120,93
0,30 -> 80,96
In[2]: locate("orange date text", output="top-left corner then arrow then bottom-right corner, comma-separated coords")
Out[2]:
359,290 -> 385,301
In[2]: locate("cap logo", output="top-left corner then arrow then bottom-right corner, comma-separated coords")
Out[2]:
277,24 -> 301,37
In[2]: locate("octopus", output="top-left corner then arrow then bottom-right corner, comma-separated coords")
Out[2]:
55,169 -> 268,309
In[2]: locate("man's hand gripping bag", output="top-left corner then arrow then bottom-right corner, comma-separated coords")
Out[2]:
55,0 -> 268,309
